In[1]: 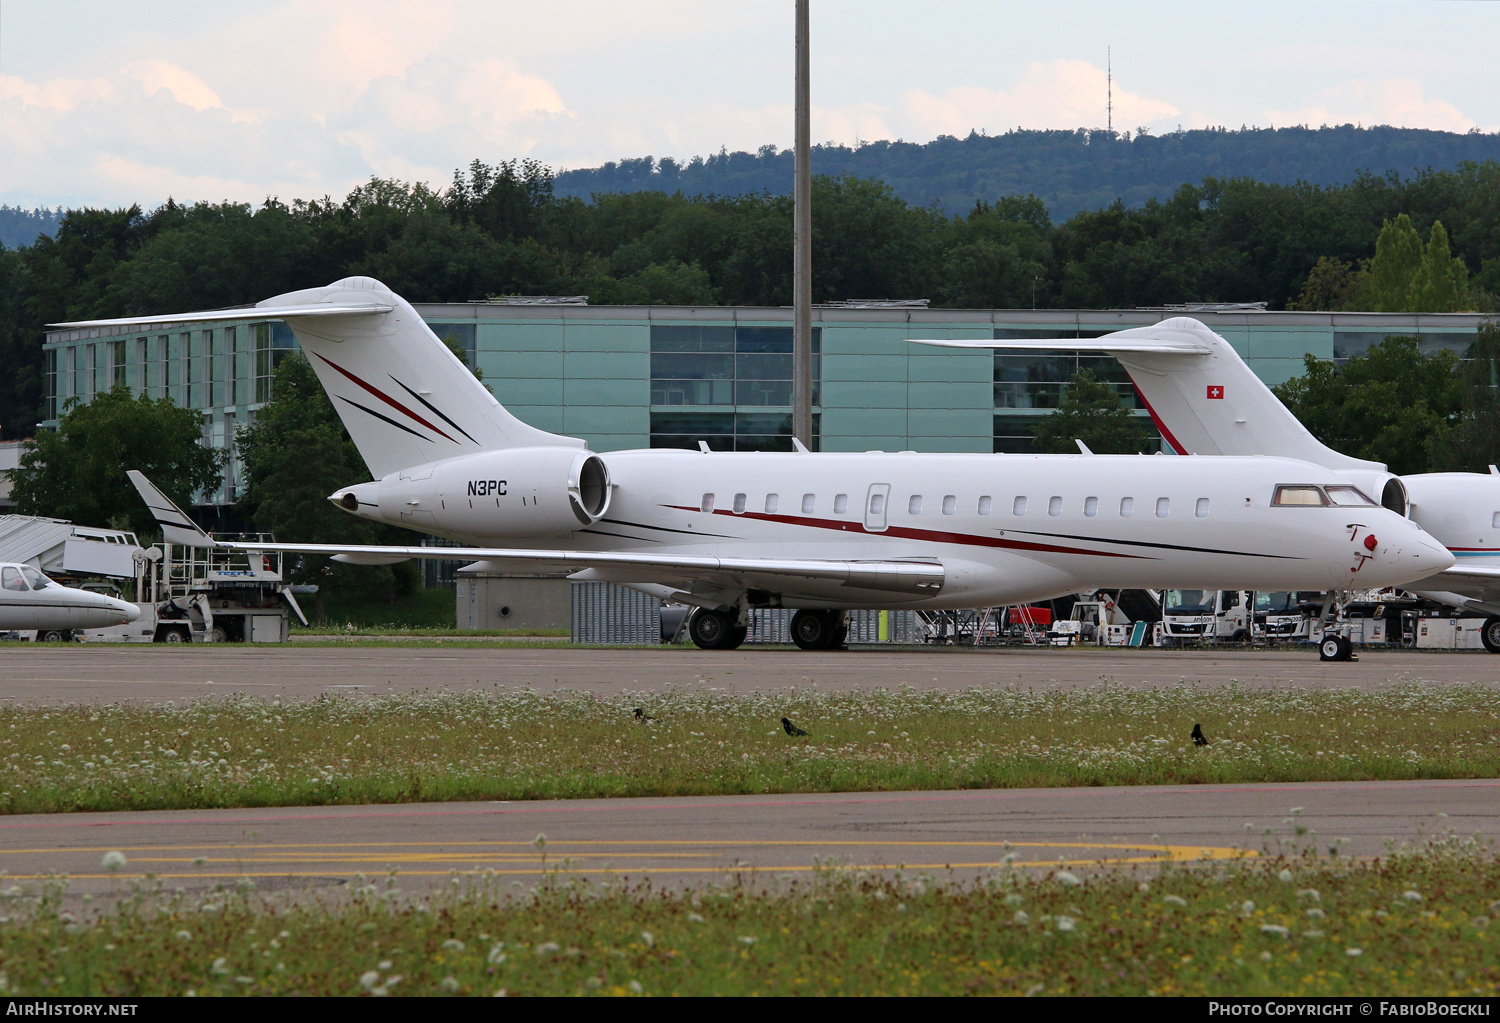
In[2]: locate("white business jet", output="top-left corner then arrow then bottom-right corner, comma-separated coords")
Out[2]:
0,561 -> 140,639
916,319 -> 1500,653
57,277 -> 1451,653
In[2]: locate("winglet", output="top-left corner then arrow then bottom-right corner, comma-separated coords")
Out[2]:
126,471 -> 215,547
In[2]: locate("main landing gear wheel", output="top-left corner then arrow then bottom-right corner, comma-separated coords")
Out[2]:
1482,616 -> 1500,654
687,609 -> 747,650
1318,635 -> 1354,661
790,610 -> 845,650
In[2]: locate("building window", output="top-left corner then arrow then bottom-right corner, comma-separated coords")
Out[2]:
1013,496 -> 1027,516
908,495 -> 922,515
977,495 -> 992,515
1156,497 -> 1170,518
156,336 -> 169,399
111,340 -> 126,388
44,349 -> 57,420
1195,498 -> 1210,518
1120,497 -> 1134,517
650,411 -> 818,452
135,337 -> 149,395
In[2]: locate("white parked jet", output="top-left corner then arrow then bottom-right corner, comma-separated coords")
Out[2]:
0,562 -> 140,639
917,318 -> 1500,652
58,277 -> 1453,652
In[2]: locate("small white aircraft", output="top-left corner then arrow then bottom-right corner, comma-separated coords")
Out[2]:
58,278 -> 1453,653
0,561 -> 140,639
917,318 -> 1500,652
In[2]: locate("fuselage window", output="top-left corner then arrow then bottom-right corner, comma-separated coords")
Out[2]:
977,496 -> 992,515
1083,497 -> 1098,517
834,493 -> 849,514
1324,485 -> 1376,507
1013,496 -> 1027,516
1273,485 -> 1329,507
700,494 -> 715,513
908,495 -> 923,515
802,493 -> 816,514
1493,511 -> 1500,530
732,493 -> 747,514
1120,497 -> 1134,518
1195,498 -> 1210,518
869,493 -> 885,515
1048,496 -> 1062,517
942,495 -> 956,516
765,493 -> 779,514
1,567 -> 25,592
1156,497 -> 1170,518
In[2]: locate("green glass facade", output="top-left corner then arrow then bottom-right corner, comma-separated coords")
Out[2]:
43,304 -> 1489,506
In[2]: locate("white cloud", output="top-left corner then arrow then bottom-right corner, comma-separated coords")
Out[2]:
1264,78 -> 1486,133
897,60 -> 1179,138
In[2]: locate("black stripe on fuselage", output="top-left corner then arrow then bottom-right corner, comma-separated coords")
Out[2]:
577,528 -> 661,542
600,518 -> 737,539
390,378 -> 479,445
1004,529 -> 1304,560
336,396 -> 433,442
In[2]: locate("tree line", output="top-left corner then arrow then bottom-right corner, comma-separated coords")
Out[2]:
3,156 -> 1499,443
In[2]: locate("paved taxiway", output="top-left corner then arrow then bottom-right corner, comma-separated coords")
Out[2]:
0,646 -> 1492,703
3,779 -> 1495,895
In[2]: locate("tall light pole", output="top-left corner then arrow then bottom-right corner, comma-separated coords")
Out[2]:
792,0 -> 813,449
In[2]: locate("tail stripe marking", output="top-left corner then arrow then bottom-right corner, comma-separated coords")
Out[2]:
313,353 -> 457,443
335,396 -> 432,443
389,377 -> 479,445
1128,374 -> 1188,455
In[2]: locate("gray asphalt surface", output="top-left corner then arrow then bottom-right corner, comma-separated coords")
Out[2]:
3,779 -> 1493,895
0,645 -> 1494,704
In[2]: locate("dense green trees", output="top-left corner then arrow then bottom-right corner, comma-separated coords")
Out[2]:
1029,370 -> 1150,455
9,387 -> 225,536
3,154 -> 1498,443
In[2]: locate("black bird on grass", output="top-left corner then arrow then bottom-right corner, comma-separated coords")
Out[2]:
782,717 -> 808,737
634,708 -> 657,723
1191,723 -> 1209,746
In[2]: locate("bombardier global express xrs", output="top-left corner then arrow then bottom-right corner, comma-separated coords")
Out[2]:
0,561 -> 140,639
58,277 -> 1455,652
917,320 -> 1500,653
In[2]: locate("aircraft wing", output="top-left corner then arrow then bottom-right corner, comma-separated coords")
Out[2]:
1436,565 -> 1500,587
912,338 -> 1211,354
225,540 -> 945,596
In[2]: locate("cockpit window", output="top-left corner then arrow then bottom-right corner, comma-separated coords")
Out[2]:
1273,485 -> 1331,506
1324,485 -> 1376,507
20,567 -> 49,589
1,567 -> 27,591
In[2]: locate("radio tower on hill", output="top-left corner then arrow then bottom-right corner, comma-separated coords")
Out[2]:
1107,47 -> 1113,134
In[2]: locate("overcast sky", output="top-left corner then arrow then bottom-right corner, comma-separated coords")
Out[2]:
3,0 -> 1497,210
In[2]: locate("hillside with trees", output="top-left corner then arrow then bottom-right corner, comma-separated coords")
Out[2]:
554,126 -> 1500,220
2,156 -> 1498,442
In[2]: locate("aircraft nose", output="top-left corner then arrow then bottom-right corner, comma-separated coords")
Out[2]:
103,594 -> 140,623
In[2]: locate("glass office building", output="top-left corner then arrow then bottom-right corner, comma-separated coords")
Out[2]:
43,303 -> 1490,507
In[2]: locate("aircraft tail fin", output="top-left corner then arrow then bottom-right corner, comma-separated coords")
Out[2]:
916,318 -> 1384,471
58,277 -> 581,479
126,471 -> 215,547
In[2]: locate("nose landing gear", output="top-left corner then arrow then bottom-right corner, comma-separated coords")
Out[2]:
1318,634 -> 1356,661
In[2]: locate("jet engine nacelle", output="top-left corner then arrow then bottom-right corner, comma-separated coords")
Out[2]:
1338,470 -> 1408,517
343,447 -> 612,538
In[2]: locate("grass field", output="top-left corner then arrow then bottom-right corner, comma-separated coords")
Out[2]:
2,681 -> 1498,815
1,842 -> 1496,996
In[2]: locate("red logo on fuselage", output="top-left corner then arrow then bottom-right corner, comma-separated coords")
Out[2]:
1207,385 -> 1224,399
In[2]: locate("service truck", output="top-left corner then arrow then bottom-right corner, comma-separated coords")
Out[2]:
1158,589 -> 1253,645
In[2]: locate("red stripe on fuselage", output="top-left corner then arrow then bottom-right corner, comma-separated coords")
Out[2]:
663,506 -> 1150,559
313,354 -> 457,444
1127,374 -> 1187,456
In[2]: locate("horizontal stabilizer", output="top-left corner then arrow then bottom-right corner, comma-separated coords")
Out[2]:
215,539 -> 945,596
51,303 -> 392,329
913,338 -> 1211,354
125,471 -> 214,547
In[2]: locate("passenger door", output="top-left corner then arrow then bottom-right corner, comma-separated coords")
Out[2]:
864,483 -> 891,533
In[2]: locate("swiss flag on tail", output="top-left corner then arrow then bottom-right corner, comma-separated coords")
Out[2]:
1207,385 -> 1224,399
